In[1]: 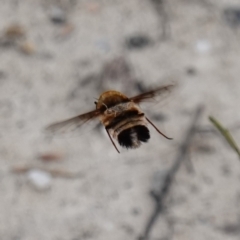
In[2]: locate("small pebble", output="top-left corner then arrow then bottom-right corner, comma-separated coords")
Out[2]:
195,40 -> 211,53
50,6 -> 67,24
19,41 -> 35,55
39,152 -> 63,162
125,35 -> 151,49
27,169 -> 52,191
186,67 -> 197,76
5,24 -> 25,39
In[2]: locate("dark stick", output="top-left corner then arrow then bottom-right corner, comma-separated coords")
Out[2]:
150,0 -> 170,40
139,105 -> 204,240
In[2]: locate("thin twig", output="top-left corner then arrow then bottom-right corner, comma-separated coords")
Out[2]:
139,105 -> 204,240
151,0 -> 170,40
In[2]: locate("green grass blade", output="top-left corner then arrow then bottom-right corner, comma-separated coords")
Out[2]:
209,116 -> 240,158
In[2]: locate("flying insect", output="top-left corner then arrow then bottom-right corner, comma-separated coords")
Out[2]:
46,84 -> 174,153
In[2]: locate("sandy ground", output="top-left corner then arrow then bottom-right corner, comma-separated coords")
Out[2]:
1,0 -> 240,239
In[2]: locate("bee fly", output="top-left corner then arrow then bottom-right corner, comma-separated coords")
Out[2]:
46,84 -> 174,153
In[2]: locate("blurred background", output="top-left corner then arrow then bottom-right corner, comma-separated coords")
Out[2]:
1,0 -> 240,239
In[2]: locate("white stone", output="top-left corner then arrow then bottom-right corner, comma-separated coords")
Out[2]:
27,169 -> 52,190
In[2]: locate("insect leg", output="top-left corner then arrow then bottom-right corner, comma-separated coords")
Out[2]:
105,128 -> 120,153
146,117 -> 173,140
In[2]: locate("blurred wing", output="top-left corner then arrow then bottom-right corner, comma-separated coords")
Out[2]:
46,109 -> 101,134
129,84 -> 174,103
